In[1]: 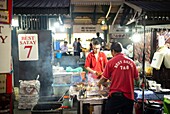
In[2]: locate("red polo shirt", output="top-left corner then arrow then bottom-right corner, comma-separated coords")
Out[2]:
84,51 -> 108,79
103,53 -> 139,100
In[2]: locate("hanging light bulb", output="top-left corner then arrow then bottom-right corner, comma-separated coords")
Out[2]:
101,24 -> 108,31
101,20 -> 105,25
131,33 -> 141,43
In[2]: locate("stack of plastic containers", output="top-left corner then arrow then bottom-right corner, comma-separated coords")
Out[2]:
52,71 -> 82,97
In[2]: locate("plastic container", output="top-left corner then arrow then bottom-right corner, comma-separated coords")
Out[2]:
53,73 -> 72,84
71,75 -> 82,84
56,53 -> 62,59
54,41 -> 60,51
31,103 -> 62,114
52,84 -> 70,97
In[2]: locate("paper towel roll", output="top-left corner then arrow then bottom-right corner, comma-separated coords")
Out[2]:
164,49 -> 170,68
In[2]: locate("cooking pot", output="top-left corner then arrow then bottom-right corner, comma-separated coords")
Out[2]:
145,103 -> 162,114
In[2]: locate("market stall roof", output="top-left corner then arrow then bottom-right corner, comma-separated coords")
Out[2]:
70,0 -> 124,25
13,0 -> 70,15
121,0 -> 170,26
125,1 -> 170,12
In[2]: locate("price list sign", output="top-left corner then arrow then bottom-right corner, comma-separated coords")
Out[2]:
0,0 -> 12,24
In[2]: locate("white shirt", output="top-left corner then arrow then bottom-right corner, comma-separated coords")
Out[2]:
60,45 -> 68,53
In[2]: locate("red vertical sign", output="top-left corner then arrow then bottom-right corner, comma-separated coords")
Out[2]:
8,0 -> 12,24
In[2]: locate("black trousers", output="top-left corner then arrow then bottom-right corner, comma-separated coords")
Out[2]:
105,92 -> 134,114
74,52 -> 79,56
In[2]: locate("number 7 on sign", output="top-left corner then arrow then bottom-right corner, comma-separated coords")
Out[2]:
24,46 -> 32,58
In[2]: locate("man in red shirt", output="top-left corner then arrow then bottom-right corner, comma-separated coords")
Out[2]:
98,42 -> 139,114
84,40 -> 108,85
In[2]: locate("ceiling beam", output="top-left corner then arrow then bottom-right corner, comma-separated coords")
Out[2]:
92,5 -> 97,25
120,5 -> 131,26
111,4 -> 123,26
107,13 -> 116,25
124,1 -> 142,15
105,2 -> 112,19
138,20 -> 170,26
102,5 -> 110,16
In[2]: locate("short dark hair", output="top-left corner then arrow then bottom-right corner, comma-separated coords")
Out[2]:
64,41 -> 68,44
110,42 -> 122,52
96,32 -> 100,37
92,39 -> 100,45
78,38 -> 81,40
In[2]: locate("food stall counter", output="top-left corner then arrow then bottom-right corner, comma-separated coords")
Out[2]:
69,84 -> 108,114
77,95 -> 107,114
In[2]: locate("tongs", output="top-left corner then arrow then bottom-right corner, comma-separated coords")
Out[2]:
57,89 -> 69,102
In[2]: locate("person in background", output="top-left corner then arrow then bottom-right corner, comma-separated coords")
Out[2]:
84,40 -> 108,85
89,39 -> 93,52
60,41 -> 69,56
98,42 -> 140,114
77,38 -> 83,56
94,32 -> 105,50
73,38 -> 78,56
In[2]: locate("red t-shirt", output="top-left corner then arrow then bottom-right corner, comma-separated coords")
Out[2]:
84,51 -> 108,79
103,53 -> 139,100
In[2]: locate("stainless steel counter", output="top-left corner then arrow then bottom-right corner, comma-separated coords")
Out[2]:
77,96 -> 107,114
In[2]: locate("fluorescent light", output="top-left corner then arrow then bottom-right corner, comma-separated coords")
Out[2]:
11,19 -> 19,27
59,15 -> 63,25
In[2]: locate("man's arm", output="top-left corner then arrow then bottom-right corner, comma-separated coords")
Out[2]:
85,67 -> 96,74
134,77 -> 140,88
97,76 -> 108,87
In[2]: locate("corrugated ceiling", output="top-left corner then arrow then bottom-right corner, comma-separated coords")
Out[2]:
13,0 -> 70,14
128,1 -> 170,12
